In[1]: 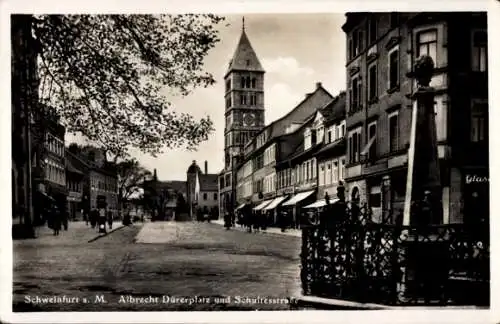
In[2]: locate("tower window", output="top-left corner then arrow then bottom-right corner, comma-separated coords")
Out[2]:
250,94 -> 257,105
246,60 -> 250,66
251,78 -> 256,88
240,94 -> 247,105
245,77 -> 251,88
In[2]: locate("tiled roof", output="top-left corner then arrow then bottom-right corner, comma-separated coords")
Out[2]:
315,137 -> 346,158
157,180 -> 187,193
226,30 -> 264,75
320,91 -> 346,124
199,174 -> 218,191
244,84 -> 335,154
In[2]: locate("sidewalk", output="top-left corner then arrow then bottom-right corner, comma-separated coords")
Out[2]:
211,219 -> 301,237
14,221 -> 125,246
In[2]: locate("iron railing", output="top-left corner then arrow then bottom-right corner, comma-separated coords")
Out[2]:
300,204 -> 489,306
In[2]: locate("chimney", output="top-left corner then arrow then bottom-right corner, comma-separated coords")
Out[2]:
316,82 -> 322,89
205,161 -> 208,174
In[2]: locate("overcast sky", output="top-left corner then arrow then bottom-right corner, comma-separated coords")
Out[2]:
67,13 -> 346,181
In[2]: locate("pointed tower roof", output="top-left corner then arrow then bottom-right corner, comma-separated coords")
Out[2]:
225,18 -> 264,76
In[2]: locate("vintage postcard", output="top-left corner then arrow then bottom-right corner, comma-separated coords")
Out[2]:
2,0 -> 498,323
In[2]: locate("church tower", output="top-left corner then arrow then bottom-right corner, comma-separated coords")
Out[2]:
220,17 -> 265,216
223,17 -> 265,167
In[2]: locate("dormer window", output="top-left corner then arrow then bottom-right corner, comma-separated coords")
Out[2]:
304,128 -> 312,150
311,129 -> 317,145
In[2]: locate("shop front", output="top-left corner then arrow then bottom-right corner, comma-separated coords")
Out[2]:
261,195 -> 289,227
281,189 -> 316,228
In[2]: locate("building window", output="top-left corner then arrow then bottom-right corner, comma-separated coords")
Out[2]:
367,122 -> 377,160
333,161 -> 338,184
319,164 -> 325,186
240,94 -> 247,105
389,47 -> 399,89
368,63 -> 377,101
327,129 -> 332,143
390,12 -> 399,29
389,112 -> 399,152
368,17 -> 377,44
250,94 -> 257,105
472,30 -> 487,72
349,76 -> 362,112
417,29 -> 437,64
325,162 -> 331,185
471,102 -> 487,142
226,79 -> 231,92
304,128 -> 312,150
349,29 -> 363,59
348,128 -> 362,163
340,158 -> 346,180
251,78 -> 256,88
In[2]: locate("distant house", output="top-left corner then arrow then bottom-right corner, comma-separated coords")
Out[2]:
143,169 -> 188,221
187,160 -> 219,220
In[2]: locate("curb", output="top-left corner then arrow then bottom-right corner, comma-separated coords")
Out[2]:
289,295 -> 392,310
288,295 -> 486,310
87,224 -> 128,243
209,221 -> 302,238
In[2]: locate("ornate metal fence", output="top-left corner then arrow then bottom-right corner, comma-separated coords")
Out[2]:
300,204 -> 489,306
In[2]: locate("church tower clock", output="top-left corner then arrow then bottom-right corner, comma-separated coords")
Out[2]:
219,17 -> 265,216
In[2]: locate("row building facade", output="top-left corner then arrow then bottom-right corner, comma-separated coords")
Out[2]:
235,87 -> 346,227
341,12 -> 488,226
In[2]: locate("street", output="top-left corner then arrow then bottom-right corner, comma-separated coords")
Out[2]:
13,221 -> 301,311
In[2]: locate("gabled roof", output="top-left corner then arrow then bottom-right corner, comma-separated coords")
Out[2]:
199,174 -> 218,192
244,84 -> 334,152
320,91 -> 346,124
225,29 -> 264,76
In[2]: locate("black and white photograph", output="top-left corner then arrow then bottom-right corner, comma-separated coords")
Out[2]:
3,2 -> 497,323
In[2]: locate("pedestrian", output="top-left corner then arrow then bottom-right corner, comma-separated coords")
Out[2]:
280,210 -> 288,233
90,209 -> 97,229
52,205 -> 62,236
62,209 -> 69,231
107,211 -> 113,230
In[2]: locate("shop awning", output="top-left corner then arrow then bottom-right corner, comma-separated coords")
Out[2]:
282,190 -> 315,206
253,199 -> 273,211
304,198 -> 340,209
235,203 -> 246,211
262,196 -> 288,211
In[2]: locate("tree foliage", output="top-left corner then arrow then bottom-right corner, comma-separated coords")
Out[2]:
32,14 -> 225,158
116,158 -> 151,202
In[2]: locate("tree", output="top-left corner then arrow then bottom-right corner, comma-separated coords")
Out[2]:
116,159 -> 151,214
21,14 -> 226,159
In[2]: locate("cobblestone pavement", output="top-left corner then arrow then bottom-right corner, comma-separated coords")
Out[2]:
13,221 -> 301,311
